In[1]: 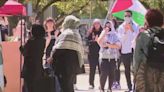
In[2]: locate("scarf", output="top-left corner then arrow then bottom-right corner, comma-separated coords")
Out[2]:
52,28 -> 84,67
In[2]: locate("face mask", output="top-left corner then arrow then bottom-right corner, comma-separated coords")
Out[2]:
124,17 -> 132,24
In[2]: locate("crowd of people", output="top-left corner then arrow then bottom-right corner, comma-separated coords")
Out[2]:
0,8 -> 164,92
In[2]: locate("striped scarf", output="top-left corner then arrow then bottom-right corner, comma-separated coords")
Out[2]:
52,28 -> 84,67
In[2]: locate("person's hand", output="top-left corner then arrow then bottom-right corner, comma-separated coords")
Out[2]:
124,23 -> 134,32
128,24 -> 134,32
104,27 -> 109,33
95,35 -> 99,41
47,57 -> 53,64
124,23 -> 129,31
88,26 -> 93,33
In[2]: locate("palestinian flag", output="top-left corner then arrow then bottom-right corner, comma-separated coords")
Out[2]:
111,0 -> 147,25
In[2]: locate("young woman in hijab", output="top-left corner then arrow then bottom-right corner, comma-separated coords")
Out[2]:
97,21 -> 121,92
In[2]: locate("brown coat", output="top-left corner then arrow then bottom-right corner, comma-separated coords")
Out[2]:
135,62 -> 164,92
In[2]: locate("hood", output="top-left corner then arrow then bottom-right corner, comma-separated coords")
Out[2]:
62,15 -> 80,30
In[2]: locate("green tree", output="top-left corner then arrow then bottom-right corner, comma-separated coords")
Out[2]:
0,0 -> 6,6
140,0 -> 164,14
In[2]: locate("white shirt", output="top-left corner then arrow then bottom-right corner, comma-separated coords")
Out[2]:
117,22 -> 139,54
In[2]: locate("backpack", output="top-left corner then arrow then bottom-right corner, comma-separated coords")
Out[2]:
147,28 -> 164,71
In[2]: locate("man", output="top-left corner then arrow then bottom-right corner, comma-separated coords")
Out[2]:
117,10 -> 139,92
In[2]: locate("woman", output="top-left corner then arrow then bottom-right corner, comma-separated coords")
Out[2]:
20,24 -> 46,92
134,9 -> 164,92
13,19 -> 26,41
48,15 -> 84,92
87,19 -> 103,89
43,17 -> 60,61
43,17 -> 60,92
97,21 -> 121,92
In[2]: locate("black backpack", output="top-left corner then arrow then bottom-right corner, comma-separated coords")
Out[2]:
147,28 -> 164,71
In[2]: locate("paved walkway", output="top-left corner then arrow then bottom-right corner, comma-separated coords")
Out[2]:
75,65 -> 134,92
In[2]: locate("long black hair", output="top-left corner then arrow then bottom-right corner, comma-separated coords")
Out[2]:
31,24 -> 45,38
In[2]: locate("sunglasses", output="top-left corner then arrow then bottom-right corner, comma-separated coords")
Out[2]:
125,15 -> 131,17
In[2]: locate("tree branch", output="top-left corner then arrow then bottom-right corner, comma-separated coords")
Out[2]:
34,0 -> 41,12
56,1 -> 90,27
68,1 -> 89,15
36,0 -> 61,20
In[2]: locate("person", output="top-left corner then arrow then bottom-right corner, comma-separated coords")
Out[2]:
110,18 -> 122,90
20,24 -> 48,92
0,16 -> 9,41
43,17 -> 60,92
87,19 -> 102,89
48,15 -> 84,92
43,17 -> 60,67
97,21 -> 121,92
13,19 -> 27,42
117,10 -> 139,92
134,9 -> 164,92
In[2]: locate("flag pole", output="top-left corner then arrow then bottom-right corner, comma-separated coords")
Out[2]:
103,0 -> 115,26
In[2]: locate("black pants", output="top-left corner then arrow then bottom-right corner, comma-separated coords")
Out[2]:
120,53 -> 133,90
57,73 -> 75,92
114,59 -> 121,84
88,55 -> 100,86
25,78 -> 55,92
100,59 -> 116,90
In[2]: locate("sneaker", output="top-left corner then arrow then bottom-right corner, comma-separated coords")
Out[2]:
100,89 -> 104,92
89,85 -> 94,89
124,90 -> 133,92
112,82 -> 121,90
107,89 -> 112,92
115,83 -> 121,90
112,82 -> 117,89
74,84 -> 78,90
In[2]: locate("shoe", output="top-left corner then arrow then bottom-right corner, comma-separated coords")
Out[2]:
124,90 -> 133,92
107,89 -> 112,92
89,85 -> 94,89
115,83 -> 121,90
100,89 -> 104,92
74,84 -> 78,90
112,82 -> 121,90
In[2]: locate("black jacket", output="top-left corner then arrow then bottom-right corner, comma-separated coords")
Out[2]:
87,31 -> 101,56
21,37 -> 46,81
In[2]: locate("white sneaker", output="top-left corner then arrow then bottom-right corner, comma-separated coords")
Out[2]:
107,89 -> 112,92
74,84 -> 78,90
88,85 -> 94,89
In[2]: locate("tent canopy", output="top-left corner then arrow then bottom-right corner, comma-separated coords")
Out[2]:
0,0 -> 26,16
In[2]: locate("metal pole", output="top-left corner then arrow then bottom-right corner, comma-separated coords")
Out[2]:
20,15 -> 23,92
103,0 -> 115,25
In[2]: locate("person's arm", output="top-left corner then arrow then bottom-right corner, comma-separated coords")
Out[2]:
4,17 -> 8,26
19,40 -> 30,56
106,41 -> 121,49
97,29 -> 106,47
